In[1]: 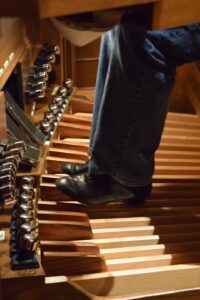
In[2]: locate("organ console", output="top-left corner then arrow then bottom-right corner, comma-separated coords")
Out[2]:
0,1 -> 200,300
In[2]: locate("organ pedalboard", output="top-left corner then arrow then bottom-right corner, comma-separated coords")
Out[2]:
2,43 -> 200,300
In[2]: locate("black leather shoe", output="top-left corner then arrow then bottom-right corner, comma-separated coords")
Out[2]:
61,161 -> 89,175
56,172 -> 134,204
55,172 -> 151,205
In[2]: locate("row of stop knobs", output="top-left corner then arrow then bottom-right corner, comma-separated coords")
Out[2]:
0,141 -> 26,207
40,78 -> 73,140
10,176 -> 39,270
26,44 -> 60,100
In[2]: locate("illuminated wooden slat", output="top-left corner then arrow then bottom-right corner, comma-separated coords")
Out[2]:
37,210 -> 89,222
165,119 -> 200,130
48,147 -> 89,161
152,181 -> 200,190
153,173 -> 200,183
105,251 -> 200,271
70,264 -> 200,299
101,241 -> 200,259
156,150 -> 200,160
40,182 -> 72,201
62,138 -> 89,145
72,113 -> 200,127
74,232 -> 200,249
143,198 -> 200,207
166,114 -> 200,123
40,240 -> 99,253
51,139 -> 89,153
90,215 -> 200,229
38,200 -> 87,213
92,223 -> 200,239
41,174 -> 64,183
155,157 -> 200,166
74,89 -> 95,100
87,206 -> 200,219
58,122 -> 90,139
46,156 -> 86,173
161,134 -> 200,143
61,114 -> 92,126
42,252 -> 106,276
38,219 -> 92,241
70,98 -> 93,113
74,113 -> 93,120
154,165 -> 200,175
163,127 -> 200,137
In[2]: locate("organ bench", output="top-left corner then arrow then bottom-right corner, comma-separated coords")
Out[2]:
0,1 -> 200,299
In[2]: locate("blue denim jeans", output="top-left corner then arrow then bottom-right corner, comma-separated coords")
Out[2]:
89,22 -> 200,187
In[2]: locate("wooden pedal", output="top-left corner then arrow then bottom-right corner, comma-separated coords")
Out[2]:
70,98 -> 94,113
48,147 -> 89,161
58,122 -> 91,139
61,113 -> 92,126
40,182 -> 71,200
51,138 -> 89,153
38,200 -> 87,213
69,265 -> 200,298
46,156 -> 86,173
40,240 -> 99,253
38,219 -> 92,241
42,252 -> 106,276
74,88 -> 95,101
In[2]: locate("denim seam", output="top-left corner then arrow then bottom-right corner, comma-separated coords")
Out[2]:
112,174 -> 152,187
114,65 -> 147,178
90,30 -> 119,154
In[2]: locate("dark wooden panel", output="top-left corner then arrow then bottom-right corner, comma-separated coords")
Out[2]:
38,0 -> 158,19
76,59 -> 99,87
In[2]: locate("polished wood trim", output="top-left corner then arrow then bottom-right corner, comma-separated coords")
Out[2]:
152,0 -> 200,29
38,0 -> 158,19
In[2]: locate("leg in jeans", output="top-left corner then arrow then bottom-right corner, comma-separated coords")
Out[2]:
61,31 -> 116,176
89,29 -> 116,151
57,22 -> 200,203
89,23 -> 200,187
